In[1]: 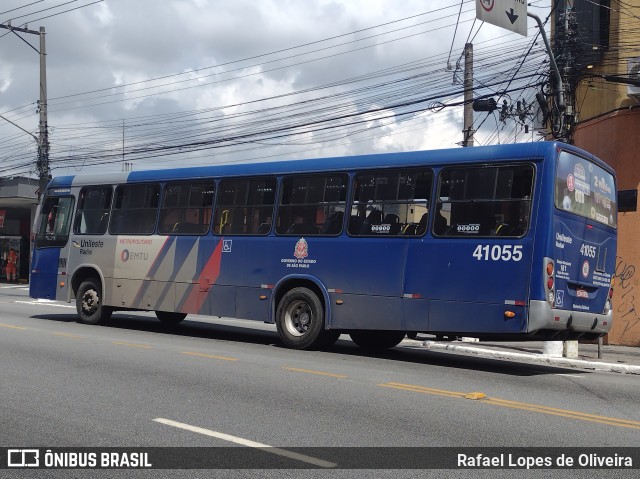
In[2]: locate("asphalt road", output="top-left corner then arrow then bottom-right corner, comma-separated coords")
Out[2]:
1,285 -> 639,478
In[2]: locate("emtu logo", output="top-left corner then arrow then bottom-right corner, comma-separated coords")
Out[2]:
121,249 -> 130,262
7,449 -> 39,467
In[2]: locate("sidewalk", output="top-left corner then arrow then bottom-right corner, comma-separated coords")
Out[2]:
401,336 -> 640,375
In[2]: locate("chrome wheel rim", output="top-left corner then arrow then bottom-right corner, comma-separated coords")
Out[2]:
284,300 -> 312,337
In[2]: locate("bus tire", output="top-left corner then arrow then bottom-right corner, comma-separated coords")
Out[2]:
276,287 -> 330,350
155,311 -> 187,324
406,332 -> 419,340
349,331 -> 405,351
76,278 -> 112,325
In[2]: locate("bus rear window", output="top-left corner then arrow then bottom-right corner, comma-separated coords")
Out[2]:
555,151 -> 616,228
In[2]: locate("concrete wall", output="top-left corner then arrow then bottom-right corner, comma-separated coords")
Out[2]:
573,109 -> 640,345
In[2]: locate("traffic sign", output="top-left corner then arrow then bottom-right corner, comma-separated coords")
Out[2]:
476,0 -> 527,37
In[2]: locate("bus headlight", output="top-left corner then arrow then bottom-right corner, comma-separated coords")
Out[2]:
604,299 -> 612,314
548,290 -> 555,306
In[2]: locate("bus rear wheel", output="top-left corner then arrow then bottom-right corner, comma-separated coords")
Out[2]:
276,287 -> 333,350
76,278 -> 112,325
349,331 -> 406,351
155,311 -> 187,324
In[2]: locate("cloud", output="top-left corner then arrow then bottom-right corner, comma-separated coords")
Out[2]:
0,0 -> 546,177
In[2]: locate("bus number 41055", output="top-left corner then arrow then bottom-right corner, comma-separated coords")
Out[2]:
473,244 -> 523,262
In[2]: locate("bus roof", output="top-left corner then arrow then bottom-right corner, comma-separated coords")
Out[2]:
48,141 -> 612,188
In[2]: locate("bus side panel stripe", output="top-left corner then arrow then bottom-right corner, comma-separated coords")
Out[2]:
131,236 -> 172,309
178,239 -> 223,314
147,236 -> 176,278
154,236 -> 199,310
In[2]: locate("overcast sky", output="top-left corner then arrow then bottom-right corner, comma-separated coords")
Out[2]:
0,0 -> 550,177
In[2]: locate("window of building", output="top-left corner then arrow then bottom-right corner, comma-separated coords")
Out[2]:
276,174 -> 347,235
110,184 -> 160,235
213,178 -> 276,235
348,170 -> 433,236
434,164 -> 534,237
159,181 -> 215,235
74,186 -> 112,235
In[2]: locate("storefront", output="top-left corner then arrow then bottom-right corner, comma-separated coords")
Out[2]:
0,177 -> 39,283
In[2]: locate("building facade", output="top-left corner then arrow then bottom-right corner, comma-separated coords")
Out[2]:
0,177 -> 39,283
562,0 -> 640,345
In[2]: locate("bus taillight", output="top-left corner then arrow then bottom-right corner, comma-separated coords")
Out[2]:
605,278 -> 614,314
544,258 -> 555,307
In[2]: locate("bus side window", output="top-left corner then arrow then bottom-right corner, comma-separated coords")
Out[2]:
213,178 -> 276,235
349,169 -> 433,237
74,186 -> 112,235
159,182 -> 214,235
110,184 -> 160,235
276,174 -> 347,236
434,165 -> 533,238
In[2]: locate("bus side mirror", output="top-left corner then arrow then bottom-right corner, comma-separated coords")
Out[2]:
618,189 -> 638,213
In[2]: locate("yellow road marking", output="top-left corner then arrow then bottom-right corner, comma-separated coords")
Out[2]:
182,351 -> 238,361
52,332 -> 83,339
379,382 -> 640,430
483,397 -> 640,429
284,367 -> 347,379
112,341 -> 152,349
380,382 -> 467,399
0,323 -> 27,330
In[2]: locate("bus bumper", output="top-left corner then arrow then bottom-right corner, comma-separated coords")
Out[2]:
528,300 -> 612,338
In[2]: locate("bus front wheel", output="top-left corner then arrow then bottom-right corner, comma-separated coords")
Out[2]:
76,278 -> 112,325
276,287 -> 333,350
349,331 -> 405,351
155,311 -> 187,324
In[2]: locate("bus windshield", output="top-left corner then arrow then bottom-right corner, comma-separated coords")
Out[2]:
555,151 -> 616,228
35,196 -> 75,248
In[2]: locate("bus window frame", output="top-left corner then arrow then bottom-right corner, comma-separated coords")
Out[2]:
432,162 -> 536,239
553,149 -> 617,229
347,168 -> 434,238
35,194 -> 76,249
73,185 -> 114,236
158,180 -> 215,236
276,172 -> 349,237
109,183 -> 160,236
213,176 -> 277,236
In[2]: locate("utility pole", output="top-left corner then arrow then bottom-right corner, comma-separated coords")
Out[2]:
0,23 -> 49,199
38,26 -> 49,199
462,43 -> 474,147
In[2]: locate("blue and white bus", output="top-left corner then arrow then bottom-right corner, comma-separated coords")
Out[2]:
30,141 -> 617,350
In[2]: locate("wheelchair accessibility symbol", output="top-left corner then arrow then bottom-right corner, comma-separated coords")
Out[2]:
222,240 -> 232,253
556,290 -> 564,307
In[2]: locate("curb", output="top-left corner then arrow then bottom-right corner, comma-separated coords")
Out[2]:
401,340 -> 640,375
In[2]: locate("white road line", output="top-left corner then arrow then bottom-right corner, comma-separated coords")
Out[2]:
1,285 -> 29,289
14,300 -> 75,309
153,418 -> 336,468
555,374 -> 586,378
